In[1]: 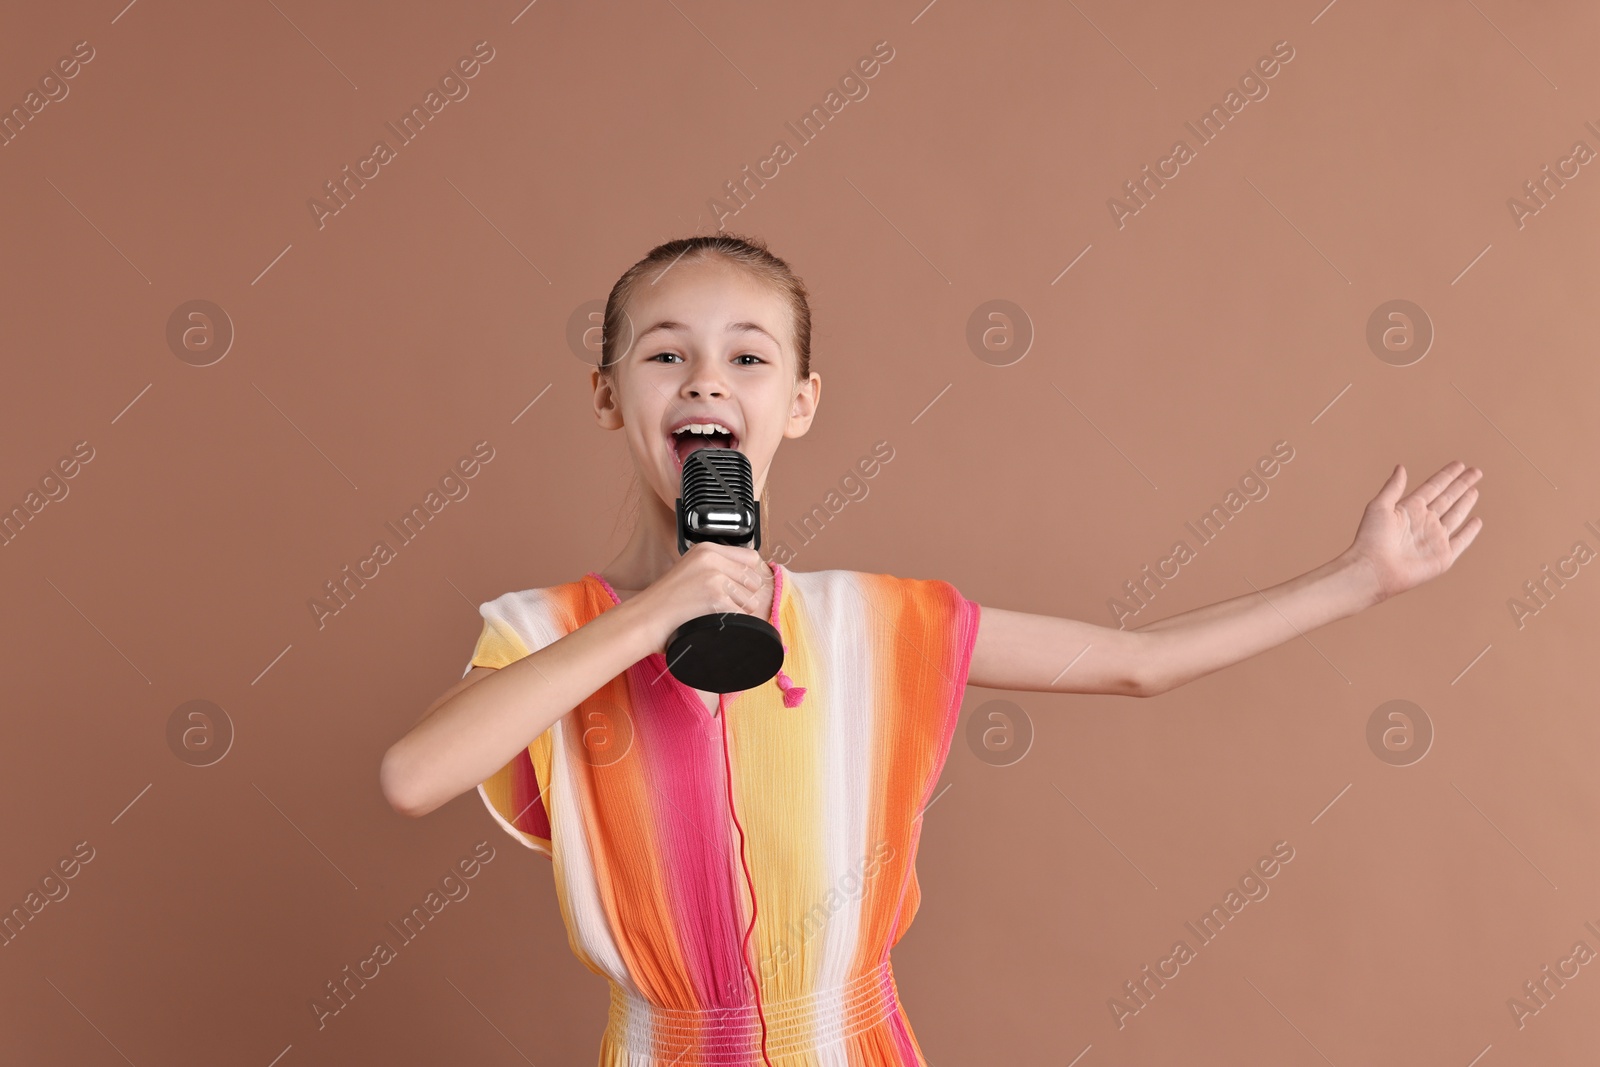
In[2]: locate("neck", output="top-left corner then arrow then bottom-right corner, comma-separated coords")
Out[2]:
599,487 -> 681,593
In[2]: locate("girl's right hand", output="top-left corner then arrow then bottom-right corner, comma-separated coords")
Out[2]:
626,542 -> 770,657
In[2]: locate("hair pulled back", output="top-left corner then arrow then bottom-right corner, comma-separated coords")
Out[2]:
599,232 -> 811,382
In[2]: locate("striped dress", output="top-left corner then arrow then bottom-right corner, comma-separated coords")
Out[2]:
467,561 -> 980,1066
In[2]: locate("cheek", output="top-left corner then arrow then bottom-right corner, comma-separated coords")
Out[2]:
640,428 -> 669,465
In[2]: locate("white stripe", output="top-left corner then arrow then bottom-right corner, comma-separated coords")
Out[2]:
547,719 -> 643,994
478,588 -> 640,997
789,569 -> 875,1042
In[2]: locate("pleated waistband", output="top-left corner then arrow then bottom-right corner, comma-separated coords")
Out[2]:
603,960 -> 902,1062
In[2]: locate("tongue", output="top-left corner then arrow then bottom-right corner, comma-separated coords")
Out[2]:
675,435 -> 733,464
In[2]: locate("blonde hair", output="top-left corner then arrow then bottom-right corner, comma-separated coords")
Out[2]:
599,231 -> 811,382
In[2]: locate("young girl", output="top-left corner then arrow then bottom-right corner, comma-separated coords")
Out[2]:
379,233 -> 1484,1066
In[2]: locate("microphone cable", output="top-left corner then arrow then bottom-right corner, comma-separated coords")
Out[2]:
717,691 -> 775,1067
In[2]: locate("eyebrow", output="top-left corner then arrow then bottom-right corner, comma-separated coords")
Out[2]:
635,320 -> 783,352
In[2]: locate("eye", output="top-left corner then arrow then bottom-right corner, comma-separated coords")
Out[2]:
648,351 -> 765,365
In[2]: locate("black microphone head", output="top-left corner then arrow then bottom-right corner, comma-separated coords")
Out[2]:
677,447 -> 760,554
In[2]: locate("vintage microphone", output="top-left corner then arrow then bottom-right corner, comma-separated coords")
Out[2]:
665,446 -> 786,693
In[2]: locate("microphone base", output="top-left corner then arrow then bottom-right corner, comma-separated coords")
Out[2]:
664,613 -> 784,694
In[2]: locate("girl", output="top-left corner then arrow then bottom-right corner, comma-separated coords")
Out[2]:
379,233 -> 1484,1066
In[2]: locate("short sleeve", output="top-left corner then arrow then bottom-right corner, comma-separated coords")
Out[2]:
466,590 -> 568,858
889,575 -> 982,749
880,574 -> 981,947
930,579 -> 981,722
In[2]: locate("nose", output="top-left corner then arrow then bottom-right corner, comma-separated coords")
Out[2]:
679,354 -> 730,398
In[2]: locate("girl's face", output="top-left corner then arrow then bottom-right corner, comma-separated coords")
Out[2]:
591,256 -> 821,512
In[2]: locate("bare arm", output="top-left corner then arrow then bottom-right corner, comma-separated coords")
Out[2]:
966,607 -> 1149,696
379,597 -> 660,818
379,541 -> 770,819
968,551 -> 1382,697
1129,549 -> 1382,696
968,461 -> 1484,698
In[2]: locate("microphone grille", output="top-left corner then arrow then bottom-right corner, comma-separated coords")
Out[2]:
679,448 -> 757,546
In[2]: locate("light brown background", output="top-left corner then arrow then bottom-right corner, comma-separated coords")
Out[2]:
3,1 -> 1597,1063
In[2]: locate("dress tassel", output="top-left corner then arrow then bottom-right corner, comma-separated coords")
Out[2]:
777,642 -> 807,707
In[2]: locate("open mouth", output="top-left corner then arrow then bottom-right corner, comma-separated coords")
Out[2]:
669,426 -> 739,471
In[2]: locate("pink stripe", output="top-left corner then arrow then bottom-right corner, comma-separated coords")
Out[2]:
885,1000 -> 923,1065
631,658 -> 754,1011
587,571 -> 756,1012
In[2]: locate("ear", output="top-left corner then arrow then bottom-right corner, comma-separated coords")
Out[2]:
785,371 -> 821,439
592,368 -> 624,430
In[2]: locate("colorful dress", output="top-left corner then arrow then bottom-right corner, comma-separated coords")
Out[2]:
468,561 -> 980,1066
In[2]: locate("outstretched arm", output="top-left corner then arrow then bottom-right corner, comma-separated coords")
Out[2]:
966,460 -> 1484,698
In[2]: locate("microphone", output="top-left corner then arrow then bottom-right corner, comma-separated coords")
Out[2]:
665,446 -> 785,693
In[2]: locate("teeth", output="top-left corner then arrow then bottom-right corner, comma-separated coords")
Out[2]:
675,422 -> 733,437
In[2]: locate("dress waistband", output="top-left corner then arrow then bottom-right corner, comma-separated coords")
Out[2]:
603,960 -> 902,1063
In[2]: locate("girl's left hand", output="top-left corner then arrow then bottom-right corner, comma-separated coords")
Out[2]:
1347,460 -> 1484,601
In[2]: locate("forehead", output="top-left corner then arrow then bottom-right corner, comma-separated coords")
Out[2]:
627,257 -> 793,351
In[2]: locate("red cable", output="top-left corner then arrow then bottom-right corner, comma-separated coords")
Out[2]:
718,693 -> 774,1067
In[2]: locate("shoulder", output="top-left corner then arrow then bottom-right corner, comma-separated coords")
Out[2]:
777,563 -> 953,588
779,565 -> 974,616
465,578 -> 593,674
479,575 -> 590,610
476,578 -> 590,643
478,583 -> 553,619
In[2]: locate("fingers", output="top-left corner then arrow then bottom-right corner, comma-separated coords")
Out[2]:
1377,463 -> 1407,507
1448,515 -> 1485,559
1411,460 -> 1470,506
695,540 -> 764,570
1437,484 -> 1480,533
684,540 -> 768,613
716,545 -> 768,589
1430,466 -> 1483,518
702,548 -> 766,614
719,574 -> 753,610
